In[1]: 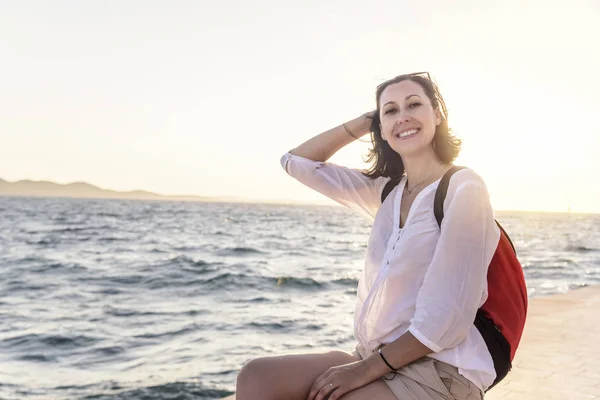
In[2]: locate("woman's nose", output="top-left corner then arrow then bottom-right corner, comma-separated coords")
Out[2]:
396,112 -> 411,124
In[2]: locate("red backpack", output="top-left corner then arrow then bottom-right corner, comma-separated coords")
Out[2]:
381,166 -> 528,390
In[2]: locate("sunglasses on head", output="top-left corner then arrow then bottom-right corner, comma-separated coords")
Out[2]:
405,71 -> 431,81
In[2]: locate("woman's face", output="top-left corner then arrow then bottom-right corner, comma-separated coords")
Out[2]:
378,79 -> 441,159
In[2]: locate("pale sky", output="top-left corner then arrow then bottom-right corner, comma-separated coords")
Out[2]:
1,0 -> 599,213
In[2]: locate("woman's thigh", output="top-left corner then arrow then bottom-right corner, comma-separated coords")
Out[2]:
337,379 -> 398,400
236,350 -> 362,400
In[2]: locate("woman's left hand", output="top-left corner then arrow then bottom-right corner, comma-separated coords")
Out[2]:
306,359 -> 377,400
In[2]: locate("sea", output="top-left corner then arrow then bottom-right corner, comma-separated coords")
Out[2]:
1,196 -> 599,400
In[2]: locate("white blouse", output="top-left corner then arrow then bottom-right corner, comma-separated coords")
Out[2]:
281,152 -> 501,391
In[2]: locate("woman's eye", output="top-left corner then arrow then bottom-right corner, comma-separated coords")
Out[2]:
384,108 -> 397,115
409,102 -> 422,108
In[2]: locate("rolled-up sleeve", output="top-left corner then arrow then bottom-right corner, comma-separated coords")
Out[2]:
408,177 -> 501,352
280,152 -> 388,221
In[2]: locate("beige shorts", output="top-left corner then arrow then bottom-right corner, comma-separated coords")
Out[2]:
353,347 -> 484,400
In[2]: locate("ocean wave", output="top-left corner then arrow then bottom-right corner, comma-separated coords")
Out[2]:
203,272 -> 253,288
274,276 -> 324,288
93,212 -> 120,218
216,247 -> 266,256
104,306 -> 208,318
525,264 -> 570,272
172,273 -> 358,292
247,321 -> 293,330
4,281 -> 52,293
18,353 -> 56,362
165,255 -> 217,269
51,227 -> 94,233
104,306 -> 160,318
132,324 -> 200,340
200,274 -> 334,290
92,345 -> 126,356
331,278 -> 359,286
109,275 -> 145,285
565,245 -> 598,252
30,262 -> 87,274
184,309 -> 210,316
281,275 -> 355,289
112,247 -> 135,253
29,261 -> 68,271
246,320 -> 324,333
97,236 -> 128,242
89,287 -> 123,296
228,296 -> 271,303
12,255 -> 47,264
1,333 -> 101,350
26,237 -> 63,246
77,381 -> 232,400
287,250 -> 309,257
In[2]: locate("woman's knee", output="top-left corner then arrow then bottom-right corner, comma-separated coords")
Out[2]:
235,350 -> 357,400
236,356 -> 276,400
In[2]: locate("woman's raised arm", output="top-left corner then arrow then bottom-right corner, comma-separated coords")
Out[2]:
281,111 -> 387,221
289,112 -> 374,162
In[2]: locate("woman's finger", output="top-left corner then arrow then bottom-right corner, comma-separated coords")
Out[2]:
308,380 -> 329,400
306,380 -> 320,400
328,386 -> 345,400
307,371 -> 331,400
314,381 -> 335,400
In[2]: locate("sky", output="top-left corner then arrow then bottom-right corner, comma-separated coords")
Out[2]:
1,0 -> 599,213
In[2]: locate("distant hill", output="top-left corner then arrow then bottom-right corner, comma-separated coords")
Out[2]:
0,178 -> 241,203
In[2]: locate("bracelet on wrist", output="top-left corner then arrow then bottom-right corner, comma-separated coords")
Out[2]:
378,347 -> 397,373
343,123 -> 359,140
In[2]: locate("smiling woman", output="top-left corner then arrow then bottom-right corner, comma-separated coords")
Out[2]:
229,72 -> 530,400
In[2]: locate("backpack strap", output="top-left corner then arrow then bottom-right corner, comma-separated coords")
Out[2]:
433,166 -> 468,227
381,176 -> 403,204
433,166 -> 518,255
496,221 -> 517,254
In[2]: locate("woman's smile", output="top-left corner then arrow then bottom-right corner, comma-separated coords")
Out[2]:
394,127 -> 420,140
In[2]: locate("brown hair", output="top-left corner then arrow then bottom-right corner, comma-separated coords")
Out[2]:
363,73 -> 461,179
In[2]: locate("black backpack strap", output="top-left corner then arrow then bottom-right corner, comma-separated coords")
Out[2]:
433,167 -> 518,255
381,176 -> 403,204
434,166 -> 468,227
496,221 -> 517,254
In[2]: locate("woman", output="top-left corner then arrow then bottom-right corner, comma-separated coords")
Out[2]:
236,72 -> 499,400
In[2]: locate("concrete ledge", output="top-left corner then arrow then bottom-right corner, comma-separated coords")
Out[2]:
486,285 -> 600,399
222,285 -> 600,399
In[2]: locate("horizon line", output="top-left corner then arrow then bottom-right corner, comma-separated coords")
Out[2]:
1,176 -> 596,215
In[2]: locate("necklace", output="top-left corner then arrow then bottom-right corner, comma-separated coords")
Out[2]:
404,164 -> 444,195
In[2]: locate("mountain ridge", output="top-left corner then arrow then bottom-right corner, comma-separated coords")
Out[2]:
0,177 -> 335,206
0,177 -> 238,203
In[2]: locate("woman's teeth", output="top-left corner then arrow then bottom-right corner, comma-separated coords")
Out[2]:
397,128 -> 419,138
